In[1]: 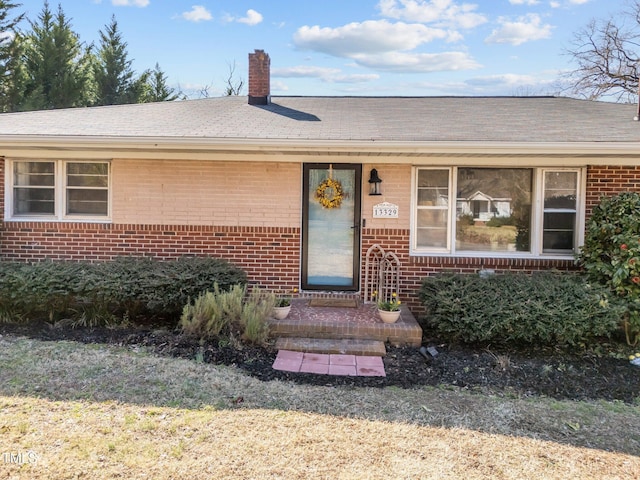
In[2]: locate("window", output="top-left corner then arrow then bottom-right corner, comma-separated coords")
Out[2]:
415,169 -> 449,250
66,163 -> 109,216
542,171 -> 577,253
8,160 -> 110,220
13,162 -> 55,215
412,167 -> 582,257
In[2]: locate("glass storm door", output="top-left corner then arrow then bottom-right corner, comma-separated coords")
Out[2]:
302,164 -> 362,291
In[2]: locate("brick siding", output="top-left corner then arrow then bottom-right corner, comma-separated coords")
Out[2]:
0,222 -> 301,292
3,161 -> 640,313
585,165 -> 640,218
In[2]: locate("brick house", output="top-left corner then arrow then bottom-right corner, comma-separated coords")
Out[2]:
1,49 -> 639,310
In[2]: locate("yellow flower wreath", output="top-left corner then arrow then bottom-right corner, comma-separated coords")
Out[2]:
315,178 -> 344,209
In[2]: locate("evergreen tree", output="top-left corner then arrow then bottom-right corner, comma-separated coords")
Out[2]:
139,63 -> 181,102
0,1 -> 25,112
93,15 -> 136,105
20,1 -> 92,110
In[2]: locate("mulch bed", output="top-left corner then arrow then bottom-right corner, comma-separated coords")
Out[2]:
1,321 -> 639,403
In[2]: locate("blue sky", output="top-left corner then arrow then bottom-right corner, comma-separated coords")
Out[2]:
18,0 -> 616,98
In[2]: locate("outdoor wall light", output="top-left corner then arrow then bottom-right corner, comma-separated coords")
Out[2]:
368,168 -> 382,195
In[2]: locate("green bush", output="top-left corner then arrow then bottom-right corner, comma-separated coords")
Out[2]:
240,288 -> 275,345
180,284 -> 274,345
576,192 -> 640,345
419,272 -> 623,348
0,257 -> 247,326
180,288 -> 229,339
485,215 -> 514,227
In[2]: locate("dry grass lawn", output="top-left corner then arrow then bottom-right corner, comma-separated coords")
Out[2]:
1,335 -> 639,479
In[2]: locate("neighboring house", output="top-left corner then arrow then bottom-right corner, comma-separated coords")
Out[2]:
1,49 -> 640,310
457,191 -> 511,221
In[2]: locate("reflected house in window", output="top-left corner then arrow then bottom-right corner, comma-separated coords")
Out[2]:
456,190 -> 512,222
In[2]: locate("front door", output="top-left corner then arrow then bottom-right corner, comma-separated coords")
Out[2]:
302,164 -> 362,291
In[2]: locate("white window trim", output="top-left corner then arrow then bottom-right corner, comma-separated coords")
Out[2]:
5,159 -> 112,222
410,166 -> 585,259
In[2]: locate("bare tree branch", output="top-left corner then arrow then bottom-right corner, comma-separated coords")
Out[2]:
563,2 -> 640,102
224,61 -> 244,96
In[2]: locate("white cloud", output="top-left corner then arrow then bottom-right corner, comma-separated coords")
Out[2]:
508,0 -> 539,5
549,1 -> 560,7
181,5 -> 212,22
224,9 -> 264,26
237,9 -> 263,25
293,18 -> 480,74
464,73 -> 559,95
294,20 -> 455,57
377,0 -> 487,29
333,74 -> 381,83
466,73 -> 537,87
273,66 -> 341,78
273,66 -> 379,84
271,80 -> 289,92
569,0 -> 590,4
414,73 -> 558,95
485,14 -> 553,46
352,51 -> 481,72
112,0 -> 149,6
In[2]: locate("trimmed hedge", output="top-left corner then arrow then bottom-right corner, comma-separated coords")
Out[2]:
419,272 -> 624,348
0,257 -> 247,325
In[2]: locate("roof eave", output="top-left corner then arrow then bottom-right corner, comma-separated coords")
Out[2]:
0,135 -> 638,162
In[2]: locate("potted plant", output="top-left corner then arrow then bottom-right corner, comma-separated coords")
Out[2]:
272,288 -> 297,320
377,292 -> 401,323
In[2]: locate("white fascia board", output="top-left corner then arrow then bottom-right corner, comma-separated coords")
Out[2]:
0,135 -> 637,163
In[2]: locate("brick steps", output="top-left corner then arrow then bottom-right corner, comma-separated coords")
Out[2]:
268,300 -> 422,356
275,337 -> 387,356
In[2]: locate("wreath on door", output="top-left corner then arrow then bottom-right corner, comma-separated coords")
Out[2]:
315,165 -> 344,209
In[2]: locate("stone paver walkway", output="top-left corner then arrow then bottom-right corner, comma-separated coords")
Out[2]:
273,350 -> 386,377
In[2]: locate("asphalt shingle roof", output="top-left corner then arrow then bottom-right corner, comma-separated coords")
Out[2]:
0,95 -> 638,143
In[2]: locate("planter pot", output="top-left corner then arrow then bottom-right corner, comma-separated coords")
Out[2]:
273,305 -> 291,320
378,309 -> 400,324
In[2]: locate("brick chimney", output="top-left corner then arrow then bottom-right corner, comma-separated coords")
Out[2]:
248,49 -> 270,105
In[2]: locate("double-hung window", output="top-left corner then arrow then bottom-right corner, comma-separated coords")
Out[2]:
9,160 -> 110,220
412,167 -> 583,257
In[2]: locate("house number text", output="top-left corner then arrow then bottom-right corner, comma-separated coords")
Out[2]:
373,202 -> 399,218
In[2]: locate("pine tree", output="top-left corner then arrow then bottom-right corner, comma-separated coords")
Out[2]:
0,1 -> 25,112
139,63 -> 181,102
93,15 -> 136,105
20,1 -> 92,110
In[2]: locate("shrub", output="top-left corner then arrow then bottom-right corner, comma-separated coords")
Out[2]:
240,288 -> 275,345
0,257 -> 247,326
577,192 -> 640,345
458,214 -> 474,226
419,272 -> 623,348
486,215 -> 514,227
92,257 -> 247,319
180,289 -> 229,339
180,284 -> 274,345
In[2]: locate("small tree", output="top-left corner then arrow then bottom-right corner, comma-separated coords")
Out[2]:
577,192 -> 640,345
138,63 -> 181,102
21,1 -> 92,110
93,15 -> 136,106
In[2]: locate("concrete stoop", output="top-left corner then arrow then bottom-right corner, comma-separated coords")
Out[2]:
275,337 -> 387,357
268,302 -> 422,356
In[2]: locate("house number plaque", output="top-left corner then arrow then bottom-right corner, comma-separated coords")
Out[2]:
373,202 -> 399,218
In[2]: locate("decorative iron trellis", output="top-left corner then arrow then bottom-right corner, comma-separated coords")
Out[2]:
364,244 -> 400,304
